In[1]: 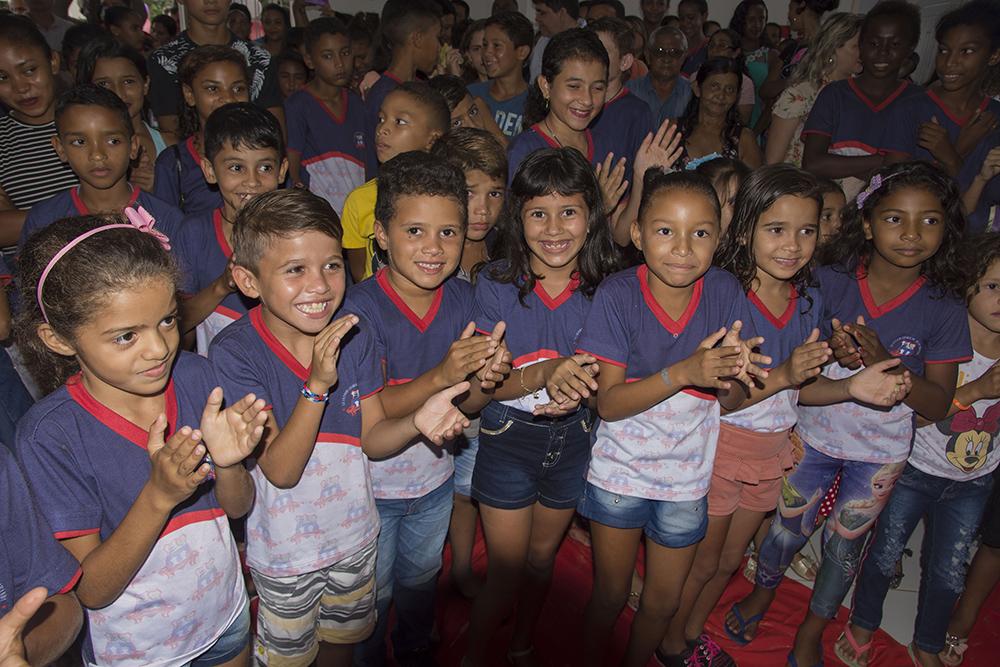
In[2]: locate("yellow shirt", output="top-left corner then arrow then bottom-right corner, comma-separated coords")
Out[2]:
341,178 -> 379,279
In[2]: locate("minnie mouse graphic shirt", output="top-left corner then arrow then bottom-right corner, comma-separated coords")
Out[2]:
910,350 -> 1000,481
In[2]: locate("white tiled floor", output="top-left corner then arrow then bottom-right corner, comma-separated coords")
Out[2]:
787,521 -> 926,644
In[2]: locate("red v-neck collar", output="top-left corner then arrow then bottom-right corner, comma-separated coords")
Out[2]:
926,88 -> 989,127
605,88 -> 627,107
71,186 -> 140,215
185,136 -> 202,164
848,78 -> 909,113
531,123 -> 595,162
533,275 -> 579,310
66,374 -> 178,449
307,88 -> 348,124
857,264 -> 925,318
638,265 -> 701,335
748,285 -> 797,329
382,71 -> 404,85
375,268 -> 443,332
212,209 -> 233,258
249,306 -> 310,380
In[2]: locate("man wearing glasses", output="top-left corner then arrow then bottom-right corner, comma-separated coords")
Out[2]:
626,26 -> 692,128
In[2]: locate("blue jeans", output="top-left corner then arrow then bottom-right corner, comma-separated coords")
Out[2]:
353,476 -> 453,666
755,441 -> 905,619
850,464 -> 993,653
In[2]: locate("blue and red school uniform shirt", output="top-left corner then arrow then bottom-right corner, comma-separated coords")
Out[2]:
506,123 -> 614,184
210,307 -> 382,577
363,72 -> 402,179
802,78 -> 923,198
467,80 -> 528,138
18,186 -> 185,253
578,265 -> 754,501
881,89 -> 1000,169
342,268 -> 473,499
285,88 -> 368,215
0,445 -> 81,616
172,208 -> 256,354
153,136 -> 223,214
796,264 -> 972,464
473,260 -> 593,414
14,352 -> 247,667
723,285 -> 823,434
959,127 -> 1000,233
590,88 -> 653,187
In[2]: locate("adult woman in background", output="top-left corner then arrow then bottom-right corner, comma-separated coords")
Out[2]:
765,12 -> 862,166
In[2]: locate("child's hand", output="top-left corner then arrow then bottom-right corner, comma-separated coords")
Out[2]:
132,150 -> 156,192
841,316 -> 890,366
672,327 -> 744,390
308,314 -> 359,391
438,321 -> 499,385
199,387 -> 269,468
978,146 -> 1000,182
830,318 -> 863,370
543,354 -> 600,404
532,396 -> 582,417
972,360 -> 1000,401
475,322 -> 512,389
146,415 -> 212,512
414,381 -> 472,445
634,119 -> 683,181
213,259 -> 237,295
782,328 -> 831,386
721,320 -> 771,386
444,47 -> 464,76
0,586 -> 46,667
595,152 -> 628,214
918,117 -> 960,168
846,357 -> 912,406
957,109 -> 999,158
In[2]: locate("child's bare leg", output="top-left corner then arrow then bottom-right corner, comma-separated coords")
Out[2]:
316,641 -> 353,667
448,492 -> 483,598
947,544 -> 1000,640
582,522 -> 643,667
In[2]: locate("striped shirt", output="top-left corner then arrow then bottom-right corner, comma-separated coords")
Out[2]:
0,114 -> 78,210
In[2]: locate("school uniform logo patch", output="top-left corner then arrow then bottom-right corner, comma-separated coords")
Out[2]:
354,132 -> 366,149
889,335 -> 921,358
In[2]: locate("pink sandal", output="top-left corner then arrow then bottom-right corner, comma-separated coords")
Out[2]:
833,626 -> 873,667
939,634 -> 968,667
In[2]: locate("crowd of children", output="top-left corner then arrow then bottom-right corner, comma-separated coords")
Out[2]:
4,1 -> 1000,667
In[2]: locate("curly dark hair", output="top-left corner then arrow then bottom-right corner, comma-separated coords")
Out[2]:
715,164 -> 822,308
15,215 -> 180,395
375,150 -> 468,230
819,161 -> 967,300
962,232 -> 1000,301
490,148 -> 620,302
729,0 -> 768,39
678,57 -> 745,167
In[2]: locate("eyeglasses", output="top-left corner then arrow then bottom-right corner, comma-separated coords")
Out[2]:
650,47 -> 685,60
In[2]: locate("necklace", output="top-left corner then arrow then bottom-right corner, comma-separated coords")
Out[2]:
543,118 -> 563,147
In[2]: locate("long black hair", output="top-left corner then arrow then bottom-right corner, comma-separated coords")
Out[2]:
715,164 -> 821,307
523,28 -> 609,127
490,148 -> 620,302
678,57 -> 744,166
819,161 -> 966,299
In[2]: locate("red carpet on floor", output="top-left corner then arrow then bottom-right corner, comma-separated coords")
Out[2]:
428,528 -> 1000,666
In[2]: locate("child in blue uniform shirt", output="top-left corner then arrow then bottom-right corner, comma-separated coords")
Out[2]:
172,103 -> 288,354
802,1 -> 923,199
345,151 -> 508,666
19,85 -> 184,252
211,188 -> 470,667
467,11 -> 532,138
286,17 -> 368,215
154,46 -> 251,214
0,445 -> 83,666
507,29 -> 617,183
14,214 -> 270,667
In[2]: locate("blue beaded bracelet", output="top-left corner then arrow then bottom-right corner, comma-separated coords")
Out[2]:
301,382 -> 329,403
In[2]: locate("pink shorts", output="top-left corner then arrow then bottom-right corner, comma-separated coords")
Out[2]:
707,422 -> 794,516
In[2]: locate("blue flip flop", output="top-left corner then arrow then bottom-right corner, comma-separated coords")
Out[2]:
787,650 -> 824,667
723,603 -> 764,645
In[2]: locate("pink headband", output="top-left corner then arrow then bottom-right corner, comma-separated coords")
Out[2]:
36,206 -> 171,323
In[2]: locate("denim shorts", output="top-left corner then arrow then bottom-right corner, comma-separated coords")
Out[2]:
452,433 -> 480,497
471,402 -> 593,510
187,600 -> 250,666
578,481 -> 708,548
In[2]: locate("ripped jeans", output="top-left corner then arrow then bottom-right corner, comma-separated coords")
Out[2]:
850,463 -> 993,653
755,441 -> 905,619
